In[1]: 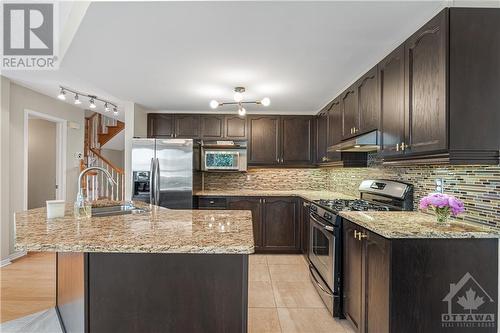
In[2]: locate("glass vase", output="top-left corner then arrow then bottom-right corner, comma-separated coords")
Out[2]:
434,207 -> 451,226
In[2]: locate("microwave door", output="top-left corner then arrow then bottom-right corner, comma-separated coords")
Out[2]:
131,138 -> 156,203
156,139 -> 193,209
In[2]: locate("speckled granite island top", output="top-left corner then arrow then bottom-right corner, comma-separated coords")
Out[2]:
194,189 -> 356,202
15,203 -> 255,254
339,211 -> 500,239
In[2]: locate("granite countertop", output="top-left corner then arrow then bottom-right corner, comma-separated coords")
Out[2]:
194,189 -> 356,202
15,202 -> 255,254
339,211 -> 500,239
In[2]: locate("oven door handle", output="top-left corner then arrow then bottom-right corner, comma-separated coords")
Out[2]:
308,265 -> 333,297
310,214 -> 335,233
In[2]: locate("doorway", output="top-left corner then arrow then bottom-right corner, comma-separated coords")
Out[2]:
23,110 -> 67,210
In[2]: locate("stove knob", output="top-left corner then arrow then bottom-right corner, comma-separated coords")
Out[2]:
324,213 -> 332,220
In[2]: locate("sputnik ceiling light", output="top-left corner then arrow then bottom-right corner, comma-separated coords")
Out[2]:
57,86 -> 119,115
210,87 -> 270,116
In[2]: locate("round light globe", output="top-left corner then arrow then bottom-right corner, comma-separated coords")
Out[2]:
261,97 -> 270,107
209,100 -> 219,109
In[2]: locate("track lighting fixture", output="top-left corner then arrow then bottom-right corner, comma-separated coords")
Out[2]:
56,86 -> 119,115
74,94 -> 81,105
57,88 -> 66,100
209,87 -> 270,116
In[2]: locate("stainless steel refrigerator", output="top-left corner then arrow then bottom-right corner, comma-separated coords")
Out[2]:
131,138 -> 193,209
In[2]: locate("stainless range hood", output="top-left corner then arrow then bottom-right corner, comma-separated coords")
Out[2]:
328,130 -> 380,152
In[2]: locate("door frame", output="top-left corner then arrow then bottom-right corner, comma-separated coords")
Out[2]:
23,109 -> 67,210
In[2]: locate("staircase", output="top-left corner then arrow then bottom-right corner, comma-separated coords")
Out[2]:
81,113 -> 125,201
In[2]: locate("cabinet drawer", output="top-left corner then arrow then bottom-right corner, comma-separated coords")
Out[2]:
198,197 -> 227,209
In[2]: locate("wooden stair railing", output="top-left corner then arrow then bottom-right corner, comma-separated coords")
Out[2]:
82,112 -> 125,201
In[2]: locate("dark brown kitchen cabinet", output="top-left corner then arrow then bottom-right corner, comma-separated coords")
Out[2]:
248,116 -> 280,165
404,10 -> 447,155
248,116 -> 314,167
262,197 -> 299,252
343,220 -> 364,332
174,115 -> 200,138
148,114 -> 199,138
327,99 -> 342,163
147,114 -> 174,137
227,197 -> 263,251
316,110 -> 328,164
343,217 -> 497,333
225,116 -> 247,139
379,45 -> 405,157
341,85 -> 358,139
200,115 -> 224,139
281,116 -> 314,166
356,66 -> 380,134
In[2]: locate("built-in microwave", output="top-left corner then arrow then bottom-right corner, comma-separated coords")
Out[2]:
201,141 -> 247,172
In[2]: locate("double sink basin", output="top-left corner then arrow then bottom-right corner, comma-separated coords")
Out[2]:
91,204 -> 149,217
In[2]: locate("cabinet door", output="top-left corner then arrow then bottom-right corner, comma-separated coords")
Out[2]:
343,220 -> 363,332
357,66 -> 380,134
225,116 -> 247,139
341,86 -> 359,139
364,231 -> 390,333
281,116 -> 314,166
316,111 -> 328,163
227,197 -> 263,251
380,45 -> 405,157
147,114 -> 174,138
200,115 -> 224,139
327,99 -> 342,162
262,197 -> 299,252
174,115 -> 200,138
405,11 -> 447,154
248,116 -> 280,165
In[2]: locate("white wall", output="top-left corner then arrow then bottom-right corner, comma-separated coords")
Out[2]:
134,103 -> 149,138
100,149 -> 124,169
0,76 -> 11,260
1,77 -> 85,259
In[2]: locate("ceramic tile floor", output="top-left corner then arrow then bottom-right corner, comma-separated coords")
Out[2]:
248,254 -> 355,333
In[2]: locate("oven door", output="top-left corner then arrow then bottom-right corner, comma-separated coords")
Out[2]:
308,213 -> 335,291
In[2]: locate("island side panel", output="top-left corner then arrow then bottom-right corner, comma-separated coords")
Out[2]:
390,238 -> 498,333
88,253 -> 249,333
56,252 -> 88,333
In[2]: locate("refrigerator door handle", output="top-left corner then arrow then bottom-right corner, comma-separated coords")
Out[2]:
149,158 -> 155,204
155,158 -> 160,206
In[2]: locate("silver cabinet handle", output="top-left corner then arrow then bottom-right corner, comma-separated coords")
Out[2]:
396,143 -> 399,151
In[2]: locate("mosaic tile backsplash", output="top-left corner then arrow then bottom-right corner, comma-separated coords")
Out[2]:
203,165 -> 500,228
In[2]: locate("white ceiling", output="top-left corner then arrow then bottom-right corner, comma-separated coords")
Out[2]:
4,1 -> 454,115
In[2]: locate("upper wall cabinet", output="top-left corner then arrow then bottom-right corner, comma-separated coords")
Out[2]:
248,115 -> 314,167
225,115 -> 247,139
248,116 -> 281,165
175,115 -> 200,138
357,65 -> 380,135
379,46 -> 405,157
315,108 -> 329,164
341,85 -> 359,140
148,114 -> 175,138
200,115 -> 224,139
404,11 -> 447,155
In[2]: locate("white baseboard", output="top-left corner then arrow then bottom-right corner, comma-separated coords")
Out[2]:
0,251 -> 27,267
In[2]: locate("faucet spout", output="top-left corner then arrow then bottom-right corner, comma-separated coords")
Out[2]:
77,166 -> 118,203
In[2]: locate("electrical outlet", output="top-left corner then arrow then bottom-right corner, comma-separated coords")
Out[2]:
435,178 -> 444,193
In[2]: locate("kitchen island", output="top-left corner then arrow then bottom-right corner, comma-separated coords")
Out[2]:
15,203 -> 254,333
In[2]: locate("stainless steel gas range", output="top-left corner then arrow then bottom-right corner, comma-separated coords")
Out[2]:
308,179 -> 414,317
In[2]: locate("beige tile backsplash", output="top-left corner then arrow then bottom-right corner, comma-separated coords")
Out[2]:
203,165 -> 500,228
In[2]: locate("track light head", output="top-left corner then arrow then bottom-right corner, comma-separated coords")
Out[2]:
104,102 -> 110,112
57,88 -> 66,100
113,107 -> 118,115
74,94 -> 82,105
89,97 -> 96,109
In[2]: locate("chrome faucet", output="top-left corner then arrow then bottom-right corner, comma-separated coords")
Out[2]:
76,166 -> 118,205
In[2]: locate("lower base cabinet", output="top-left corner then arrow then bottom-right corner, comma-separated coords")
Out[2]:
198,196 -> 301,254
342,219 -> 498,333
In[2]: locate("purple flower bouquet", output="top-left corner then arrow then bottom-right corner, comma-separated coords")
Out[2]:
419,193 -> 465,225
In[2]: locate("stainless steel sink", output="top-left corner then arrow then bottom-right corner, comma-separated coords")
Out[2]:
91,204 -> 149,217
